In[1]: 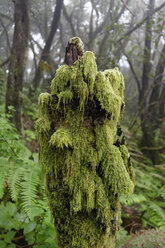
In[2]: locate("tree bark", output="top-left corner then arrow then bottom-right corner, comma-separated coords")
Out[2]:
149,43 -> 165,128
5,0 -> 30,133
139,0 -> 155,160
32,0 -> 63,91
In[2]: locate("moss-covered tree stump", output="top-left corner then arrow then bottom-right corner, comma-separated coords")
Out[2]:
37,37 -> 134,248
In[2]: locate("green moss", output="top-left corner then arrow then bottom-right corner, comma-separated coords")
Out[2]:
101,145 -> 134,196
94,68 -> 124,119
68,37 -> 84,54
37,43 -> 134,248
51,51 -> 97,112
36,93 -> 51,134
119,145 -> 135,183
49,127 -> 72,149
81,51 -> 97,94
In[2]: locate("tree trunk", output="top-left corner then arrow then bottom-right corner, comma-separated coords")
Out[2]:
148,43 -> 165,129
138,0 -> 165,163
32,0 -> 63,92
37,37 -> 134,248
5,0 -> 30,133
139,0 -> 156,161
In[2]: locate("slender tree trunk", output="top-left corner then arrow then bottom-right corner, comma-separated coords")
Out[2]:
5,0 -> 30,133
139,0 -> 156,160
32,0 -> 63,92
140,0 -> 154,112
149,43 -> 165,129
159,83 -> 165,120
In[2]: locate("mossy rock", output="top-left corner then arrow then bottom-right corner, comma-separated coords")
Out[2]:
37,39 -> 134,248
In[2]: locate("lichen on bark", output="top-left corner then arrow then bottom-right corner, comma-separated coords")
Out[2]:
37,37 -> 134,248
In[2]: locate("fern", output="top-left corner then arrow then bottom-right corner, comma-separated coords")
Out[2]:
8,167 -> 25,202
147,202 -> 165,226
120,194 -> 146,205
0,157 -> 13,198
0,158 -> 43,220
0,167 -> 7,198
121,126 -> 165,229
20,168 -> 40,220
0,110 -> 44,220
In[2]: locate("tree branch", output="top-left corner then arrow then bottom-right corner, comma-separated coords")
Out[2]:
0,57 -> 10,68
0,12 -> 13,22
32,0 -> 64,91
97,0 -> 130,60
63,6 -> 76,36
118,1 -> 165,42
0,17 -> 11,51
30,34 -> 43,52
124,53 -> 141,93
89,0 -> 94,43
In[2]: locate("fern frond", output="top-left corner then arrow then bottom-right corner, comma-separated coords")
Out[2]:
0,170 -> 7,199
120,193 -> 146,205
149,202 -> 165,220
8,167 -> 25,202
0,157 -> 11,199
159,188 -> 165,199
20,168 -> 40,220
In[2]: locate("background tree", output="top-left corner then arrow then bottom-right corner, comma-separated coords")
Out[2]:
31,0 -> 64,92
123,0 -> 165,163
5,0 -> 30,132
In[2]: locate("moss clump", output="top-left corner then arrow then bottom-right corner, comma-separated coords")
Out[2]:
68,37 -> 84,54
37,44 -> 134,248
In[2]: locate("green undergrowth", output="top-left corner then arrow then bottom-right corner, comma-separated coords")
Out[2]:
122,229 -> 165,248
115,124 -> 165,247
120,126 -> 165,229
0,102 -> 57,247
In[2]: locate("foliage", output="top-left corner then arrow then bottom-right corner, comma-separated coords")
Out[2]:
116,226 -> 129,248
114,124 -> 165,248
122,126 -> 165,229
122,229 -> 165,248
23,88 -> 38,121
0,94 -> 57,247
0,201 -> 57,248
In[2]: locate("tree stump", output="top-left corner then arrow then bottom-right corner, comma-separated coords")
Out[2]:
37,37 -> 134,248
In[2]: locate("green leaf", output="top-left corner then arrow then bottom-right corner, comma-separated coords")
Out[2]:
36,246 -> 48,248
15,212 -> 27,222
7,244 -> 16,248
7,202 -> 17,217
25,232 -> 35,245
24,222 -> 36,234
0,240 -> 7,248
36,231 -> 48,243
0,203 -> 21,230
30,206 -> 44,219
5,231 -> 16,243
